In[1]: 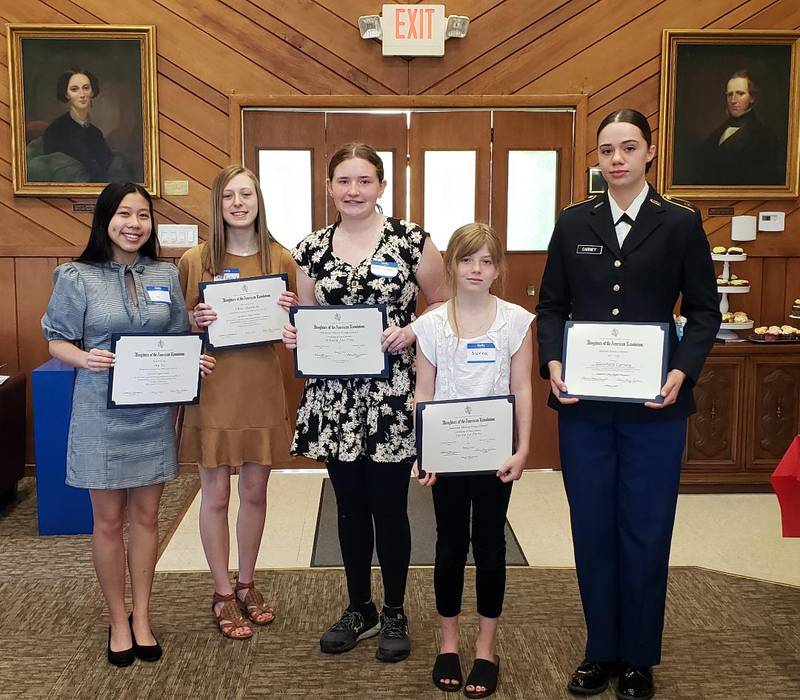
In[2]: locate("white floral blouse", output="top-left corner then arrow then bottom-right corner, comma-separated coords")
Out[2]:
291,217 -> 428,463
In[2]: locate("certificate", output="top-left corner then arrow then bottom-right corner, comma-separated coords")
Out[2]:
199,274 -> 288,350
561,321 -> 669,403
107,333 -> 203,408
416,395 -> 515,477
290,304 -> 389,379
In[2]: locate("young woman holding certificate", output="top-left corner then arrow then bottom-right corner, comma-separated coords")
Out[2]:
282,143 -> 444,662
536,109 -> 720,699
179,165 -> 298,640
411,223 -> 533,698
41,182 -> 215,666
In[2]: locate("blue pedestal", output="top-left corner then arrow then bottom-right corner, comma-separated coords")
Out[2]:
32,359 -> 93,535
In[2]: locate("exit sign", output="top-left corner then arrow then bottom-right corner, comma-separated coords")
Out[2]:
382,4 -> 445,56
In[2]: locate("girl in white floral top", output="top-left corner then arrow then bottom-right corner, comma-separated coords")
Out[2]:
411,223 -> 533,698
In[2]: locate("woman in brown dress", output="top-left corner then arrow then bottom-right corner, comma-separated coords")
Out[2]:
178,165 -> 297,639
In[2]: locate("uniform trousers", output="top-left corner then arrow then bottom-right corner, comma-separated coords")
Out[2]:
558,411 -> 686,667
432,473 -> 513,618
327,458 -> 412,609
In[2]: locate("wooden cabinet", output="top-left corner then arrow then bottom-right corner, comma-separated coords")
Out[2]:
682,344 -> 800,491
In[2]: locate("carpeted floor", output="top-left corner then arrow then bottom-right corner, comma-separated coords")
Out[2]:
312,478 -> 528,567
1,478 -> 799,698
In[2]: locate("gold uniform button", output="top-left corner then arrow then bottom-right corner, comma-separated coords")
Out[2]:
613,284 -> 621,292
611,308 -> 620,316
613,260 -> 622,268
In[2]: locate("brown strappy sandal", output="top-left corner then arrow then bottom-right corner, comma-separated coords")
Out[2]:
234,579 -> 275,625
212,591 -> 253,639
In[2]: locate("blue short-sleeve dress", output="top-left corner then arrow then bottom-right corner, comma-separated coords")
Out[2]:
41,258 -> 189,489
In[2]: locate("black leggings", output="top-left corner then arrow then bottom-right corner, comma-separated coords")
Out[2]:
326,458 -> 412,609
432,474 -> 513,619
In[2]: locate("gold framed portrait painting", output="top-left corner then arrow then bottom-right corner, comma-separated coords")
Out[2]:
6,24 -> 160,197
657,29 -> 800,199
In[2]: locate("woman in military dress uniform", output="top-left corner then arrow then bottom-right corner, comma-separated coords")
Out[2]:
536,109 -> 720,699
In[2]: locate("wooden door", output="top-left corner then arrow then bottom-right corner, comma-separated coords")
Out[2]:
242,107 -> 577,468
491,110 -> 574,468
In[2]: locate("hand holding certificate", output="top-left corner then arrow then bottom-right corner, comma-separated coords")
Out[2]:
199,274 -> 288,350
108,333 -> 203,408
290,305 -> 389,378
561,321 -> 669,403
416,396 -> 515,477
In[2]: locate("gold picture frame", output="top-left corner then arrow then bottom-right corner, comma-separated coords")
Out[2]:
6,24 -> 160,197
657,29 -> 799,199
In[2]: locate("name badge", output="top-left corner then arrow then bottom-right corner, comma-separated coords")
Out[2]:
214,268 -> 241,281
577,244 -> 603,255
370,259 -> 398,278
466,342 -> 496,364
145,285 -> 171,304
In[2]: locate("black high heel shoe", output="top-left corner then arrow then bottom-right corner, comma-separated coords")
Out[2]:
107,626 -> 134,667
129,613 -> 162,662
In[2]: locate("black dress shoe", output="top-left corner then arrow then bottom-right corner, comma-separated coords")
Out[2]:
129,614 -> 162,662
107,626 -> 134,667
616,665 -> 654,699
567,659 -> 621,695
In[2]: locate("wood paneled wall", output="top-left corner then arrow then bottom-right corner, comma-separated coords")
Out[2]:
1,1 -> 799,464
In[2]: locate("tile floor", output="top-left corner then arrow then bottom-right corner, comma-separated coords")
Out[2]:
157,470 -> 800,587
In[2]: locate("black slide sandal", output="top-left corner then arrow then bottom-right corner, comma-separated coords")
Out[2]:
464,656 -> 500,699
432,652 -> 463,692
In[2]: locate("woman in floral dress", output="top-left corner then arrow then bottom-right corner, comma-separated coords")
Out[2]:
283,143 -> 444,663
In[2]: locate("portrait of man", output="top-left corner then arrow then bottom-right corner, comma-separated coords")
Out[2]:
692,69 -> 785,185
659,31 -> 799,199
8,25 -> 159,197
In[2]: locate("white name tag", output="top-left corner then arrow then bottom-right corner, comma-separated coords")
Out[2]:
214,267 -> 241,281
370,259 -> 398,278
145,285 -> 171,304
466,342 -> 496,364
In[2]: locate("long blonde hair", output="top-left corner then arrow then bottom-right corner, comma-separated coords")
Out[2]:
442,223 -> 506,339
202,165 -> 275,276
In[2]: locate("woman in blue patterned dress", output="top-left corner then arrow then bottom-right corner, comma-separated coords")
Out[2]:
283,143 -> 444,663
42,182 -> 215,667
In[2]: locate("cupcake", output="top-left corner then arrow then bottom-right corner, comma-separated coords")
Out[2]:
712,245 -> 727,254
721,312 -> 734,323
792,299 -> 800,316
717,277 -> 728,286
730,278 -> 749,287
754,326 -> 767,337
781,325 -> 797,340
766,326 -> 782,341
727,246 -> 744,255
733,312 -> 748,324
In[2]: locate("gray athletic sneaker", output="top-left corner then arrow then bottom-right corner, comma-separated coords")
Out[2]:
319,604 -> 380,654
376,610 -> 410,662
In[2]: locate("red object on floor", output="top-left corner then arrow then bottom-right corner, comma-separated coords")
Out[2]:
771,435 -> 800,537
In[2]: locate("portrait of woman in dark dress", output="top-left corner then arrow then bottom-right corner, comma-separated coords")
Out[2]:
28,68 -> 133,183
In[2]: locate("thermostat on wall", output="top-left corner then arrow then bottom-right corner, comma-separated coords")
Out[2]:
157,224 -> 198,247
758,211 -> 785,232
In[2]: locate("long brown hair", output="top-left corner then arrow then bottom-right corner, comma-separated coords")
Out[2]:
442,223 -> 506,339
202,165 -> 275,276
327,143 -> 385,224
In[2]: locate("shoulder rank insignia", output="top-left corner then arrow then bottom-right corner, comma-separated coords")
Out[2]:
662,194 -> 696,212
648,197 -> 662,207
562,195 -> 597,210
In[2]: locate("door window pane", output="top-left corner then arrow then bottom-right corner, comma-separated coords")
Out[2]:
507,150 -> 558,251
258,149 -> 313,250
424,150 -> 476,250
376,150 -> 393,218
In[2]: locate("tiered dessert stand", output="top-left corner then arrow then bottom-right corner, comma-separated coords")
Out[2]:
712,251 -> 753,341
